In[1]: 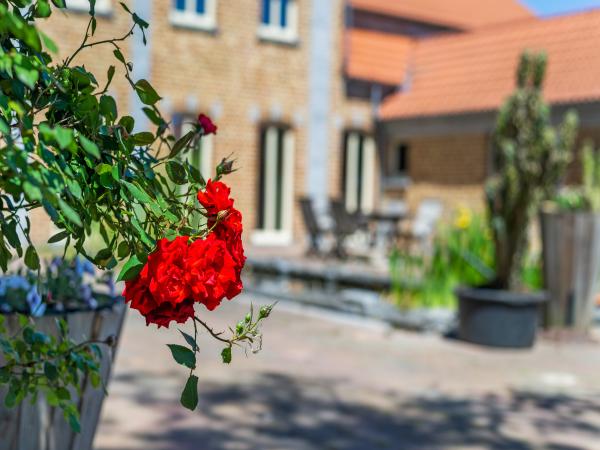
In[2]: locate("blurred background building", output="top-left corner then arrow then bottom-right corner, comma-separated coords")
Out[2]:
37,0 -> 600,249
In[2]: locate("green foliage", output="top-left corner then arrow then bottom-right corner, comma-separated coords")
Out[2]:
553,141 -> 600,212
0,314 -> 110,432
391,209 -> 542,308
171,303 -> 275,409
0,0 -> 211,276
0,0 -> 274,421
486,51 -> 579,290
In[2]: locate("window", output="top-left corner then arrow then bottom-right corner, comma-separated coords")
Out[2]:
392,143 -> 409,176
174,114 -> 213,181
253,125 -> 295,246
170,0 -> 217,31
66,0 -> 111,14
174,114 -> 214,225
258,0 -> 298,44
343,131 -> 376,214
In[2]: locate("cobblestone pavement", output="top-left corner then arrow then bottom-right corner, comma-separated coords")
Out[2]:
95,296 -> 600,450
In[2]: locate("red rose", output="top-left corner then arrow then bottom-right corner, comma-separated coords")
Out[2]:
186,234 -> 242,311
198,113 -> 218,135
123,236 -> 194,328
197,179 -> 234,217
197,180 -> 246,270
214,209 -> 246,270
143,299 -> 196,328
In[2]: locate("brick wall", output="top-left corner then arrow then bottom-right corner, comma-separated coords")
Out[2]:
383,133 -> 490,215
149,1 -> 311,245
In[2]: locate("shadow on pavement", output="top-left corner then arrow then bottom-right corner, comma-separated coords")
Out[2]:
107,372 -> 600,450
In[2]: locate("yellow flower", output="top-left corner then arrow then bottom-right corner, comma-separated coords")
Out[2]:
454,206 -> 472,230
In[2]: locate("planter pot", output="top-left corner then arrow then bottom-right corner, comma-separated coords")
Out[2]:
456,287 -> 546,348
540,210 -> 600,334
0,299 -> 126,450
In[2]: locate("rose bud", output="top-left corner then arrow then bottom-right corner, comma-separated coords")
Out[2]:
197,113 -> 218,135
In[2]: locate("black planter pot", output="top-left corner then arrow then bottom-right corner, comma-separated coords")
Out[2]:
456,287 -> 547,348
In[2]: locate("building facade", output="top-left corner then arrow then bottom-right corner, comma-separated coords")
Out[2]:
37,0 -> 600,251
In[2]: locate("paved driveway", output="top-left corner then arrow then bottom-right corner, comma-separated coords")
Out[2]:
95,296 -> 600,450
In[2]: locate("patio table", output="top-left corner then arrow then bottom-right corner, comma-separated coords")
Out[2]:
366,210 -> 409,248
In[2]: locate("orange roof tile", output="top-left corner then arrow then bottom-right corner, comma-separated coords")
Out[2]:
346,30 -> 414,85
380,9 -> 600,120
351,0 -> 532,30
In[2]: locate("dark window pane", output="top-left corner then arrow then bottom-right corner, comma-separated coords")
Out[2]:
196,0 -> 205,14
175,0 -> 186,11
280,0 -> 288,27
397,144 -> 408,173
262,0 -> 270,24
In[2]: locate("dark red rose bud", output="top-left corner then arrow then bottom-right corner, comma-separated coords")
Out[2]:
197,113 -> 218,135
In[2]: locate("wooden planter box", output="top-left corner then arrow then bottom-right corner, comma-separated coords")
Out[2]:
0,300 -> 126,450
540,211 -> 600,334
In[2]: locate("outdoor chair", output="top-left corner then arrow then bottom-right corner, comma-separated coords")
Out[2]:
329,199 -> 369,259
397,198 -> 443,258
298,197 -> 329,257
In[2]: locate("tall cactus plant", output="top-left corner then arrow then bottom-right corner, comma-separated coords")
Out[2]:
486,52 -> 579,290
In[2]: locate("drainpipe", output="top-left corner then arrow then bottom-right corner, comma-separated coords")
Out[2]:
130,0 -> 152,132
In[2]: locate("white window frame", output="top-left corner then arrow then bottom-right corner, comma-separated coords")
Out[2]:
344,131 -> 376,214
258,0 -> 299,44
252,126 -> 295,246
180,119 -> 214,180
66,0 -> 111,14
170,0 -> 217,31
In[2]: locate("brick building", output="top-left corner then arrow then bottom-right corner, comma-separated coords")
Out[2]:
38,0 -> 600,249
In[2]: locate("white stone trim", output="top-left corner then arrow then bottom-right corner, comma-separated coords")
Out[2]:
66,0 -> 111,14
170,0 -> 217,32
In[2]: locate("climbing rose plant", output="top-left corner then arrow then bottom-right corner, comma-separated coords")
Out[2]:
0,0 -> 272,425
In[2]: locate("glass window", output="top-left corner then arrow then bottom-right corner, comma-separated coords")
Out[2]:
343,131 -> 376,213
170,0 -> 217,31
392,143 -> 409,176
258,0 -> 298,44
253,125 -> 295,245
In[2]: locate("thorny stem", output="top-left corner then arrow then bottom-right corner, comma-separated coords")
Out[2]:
193,316 -> 230,344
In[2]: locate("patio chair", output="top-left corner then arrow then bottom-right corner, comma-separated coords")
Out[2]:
298,197 -> 329,256
398,198 -> 443,257
329,199 -> 369,259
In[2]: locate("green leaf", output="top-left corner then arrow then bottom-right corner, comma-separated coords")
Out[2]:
116,255 -> 145,282
95,248 -> 113,265
122,180 -> 152,203
180,375 -> 198,411
134,79 -> 161,106
65,410 -> 80,433
79,135 -> 101,159
132,131 -> 155,146
54,127 -> 73,150
99,95 -> 118,122
167,344 -> 196,369
58,199 -> 83,227
24,245 -> 40,270
117,241 -> 130,258
44,362 -> 58,381
47,230 -> 68,243
169,131 -> 195,158
166,160 -> 187,185
40,32 -> 58,53
179,330 -> 199,352
221,347 -> 232,364
106,65 -> 116,88
113,49 -> 125,64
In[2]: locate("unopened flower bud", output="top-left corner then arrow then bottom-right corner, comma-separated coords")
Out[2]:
259,305 -> 272,319
216,158 -> 234,176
